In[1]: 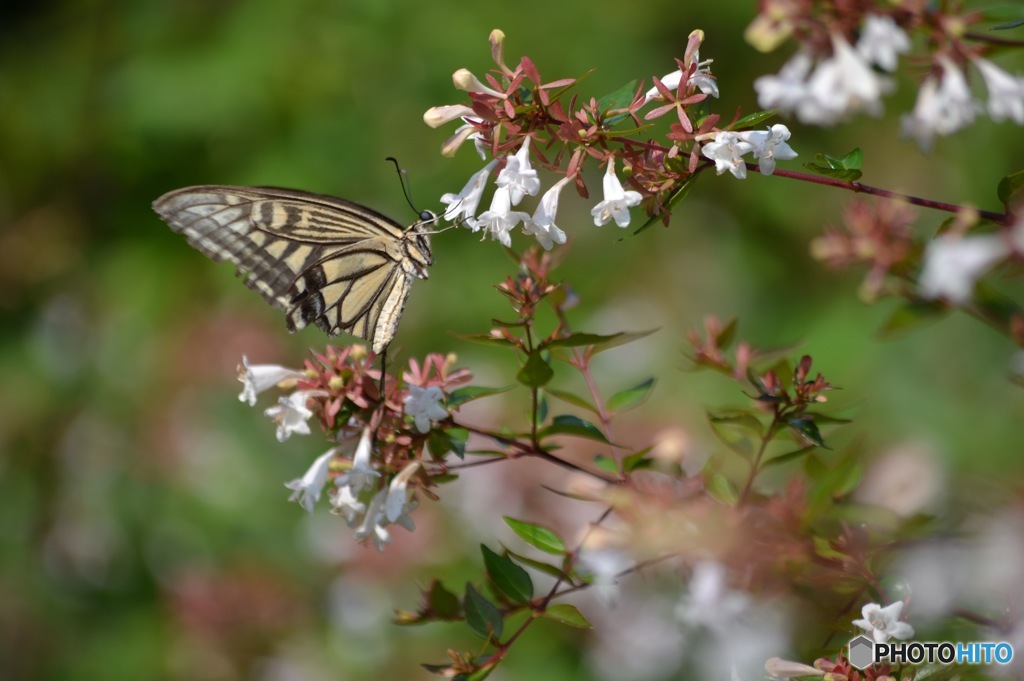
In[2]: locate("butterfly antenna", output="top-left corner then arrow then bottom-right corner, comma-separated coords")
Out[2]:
386,157 -> 424,216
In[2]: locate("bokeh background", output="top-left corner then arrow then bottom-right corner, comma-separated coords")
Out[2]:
3,1 -> 1024,679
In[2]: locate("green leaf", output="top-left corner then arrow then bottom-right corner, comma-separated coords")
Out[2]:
803,151 -> 863,182
594,454 -> 619,475
452,332 -> 517,347
426,580 -> 462,619
542,604 -> 593,629
428,429 -> 467,459
877,301 -> 949,338
708,413 -> 755,459
708,411 -> 765,437
539,414 -> 611,444
622,446 -> 654,472
835,148 -> 863,170
705,473 -> 739,505
997,170 -> 1024,206
803,412 -> 853,425
596,79 -> 638,126
733,109 -> 777,129
786,417 -> 828,448
537,394 -> 548,423
464,583 -> 503,640
517,350 -> 554,388
544,387 -> 598,414
448,385 -> 514,409
607,377 -> 655,413
423,430 -> 456,456
503,517 -> 566,555
481,545 -> 534,604
632,176 -> 697,236
445,427 -> 469,459
543,328 -> 657,353
505,550 -> 567,580
993,17 -> 1024,30
762,445 -> 815,469
813,149 -> 863,171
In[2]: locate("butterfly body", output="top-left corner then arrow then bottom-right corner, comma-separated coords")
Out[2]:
153,185 -> 433,353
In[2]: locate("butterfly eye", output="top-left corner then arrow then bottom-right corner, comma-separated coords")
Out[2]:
419,210 -> 437,223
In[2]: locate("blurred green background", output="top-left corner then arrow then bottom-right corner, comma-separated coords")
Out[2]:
2,1 -> 1024,679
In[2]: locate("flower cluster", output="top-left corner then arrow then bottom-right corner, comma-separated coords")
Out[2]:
426,28 -> 799,245
748,6 -> 1024,149
237,347 -> 471,550
701,124 -> 797,180
811,200 -> 916,302
902,55 -> 1024,152
754,15 -> 906,126
813,202 -> 1024,306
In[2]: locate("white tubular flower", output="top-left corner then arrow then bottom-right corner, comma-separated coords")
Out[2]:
690,54 -> 720,98
404,385 -> 448,433
800,34 -> 890,125
237,356 -> 306,406
591,159 -> 643,228
452,68 -> 506,98
935,56 -> 978,127
473,186 -> 530,247
737,124 -> 798,176
645,69 -> 685,103
701,131 -> 755,179
577,546 -> 633,607
919,234 -> 1008,303
496,137 -> 541,205
423,104 -> 477,128
335,427 -> 381,494
284,448 -> 337,514
856,14 -> 911,72
329,484 -> 366,527
385,461 -> 421,526
676,562 -> 750,633
441,119 -> 487,159
902,58 -> 978,151
440,159 -> 498,225
644,54 -> 719,105
264,390 -> 325,442
972,57 -> 1024,124
355,489 -> 391,552
754,51 -> 813,114
524,175 -> 571,250
900,74 -> 942,152
852,602 -> 915,644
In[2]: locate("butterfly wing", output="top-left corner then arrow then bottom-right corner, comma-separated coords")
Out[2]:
152,185 -> 431,352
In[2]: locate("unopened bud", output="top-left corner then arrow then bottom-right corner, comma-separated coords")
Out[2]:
453,68 -> 505,98
423,104 -> 475,128
489,29 -> 511,75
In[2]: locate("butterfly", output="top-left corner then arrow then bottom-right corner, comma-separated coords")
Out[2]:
153,185 -> 435,353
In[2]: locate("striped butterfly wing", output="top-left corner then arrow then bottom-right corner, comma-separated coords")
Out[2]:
152,185 -> 433,353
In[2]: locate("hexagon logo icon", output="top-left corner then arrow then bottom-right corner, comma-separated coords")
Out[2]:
848,635 -> 874,670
